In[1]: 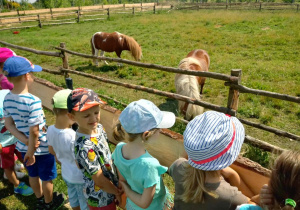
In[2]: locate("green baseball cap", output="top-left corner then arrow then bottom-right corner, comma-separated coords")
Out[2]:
53,89 -> 72,109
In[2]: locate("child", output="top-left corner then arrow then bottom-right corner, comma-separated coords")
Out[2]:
112,99 -> 176,210
169,111 -> 255,210
47,89 -> 88,210
0,89 -> 33,196
0,48 -> 15,90
0,47 -> 24,178
67,88 -> 121,210
3,56 -> 65,210
260,150 -> 300,210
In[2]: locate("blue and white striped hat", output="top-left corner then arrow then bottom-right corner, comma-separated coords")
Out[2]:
184,111 -> 245,171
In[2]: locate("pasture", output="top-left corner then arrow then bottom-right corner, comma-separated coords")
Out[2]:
0,8 -> 299,208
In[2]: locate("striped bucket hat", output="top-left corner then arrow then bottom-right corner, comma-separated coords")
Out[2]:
184,111 -> 245,171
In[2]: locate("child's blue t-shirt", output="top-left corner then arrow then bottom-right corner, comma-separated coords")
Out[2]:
236,204 -> 263,210
112,142 -> 168,210
0,89 -> 17,147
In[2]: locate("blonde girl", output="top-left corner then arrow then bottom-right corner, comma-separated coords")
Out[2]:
169,111 -> 256,210
112,99 -> 175,210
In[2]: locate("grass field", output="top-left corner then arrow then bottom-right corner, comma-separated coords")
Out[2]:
0,8 -> 300,209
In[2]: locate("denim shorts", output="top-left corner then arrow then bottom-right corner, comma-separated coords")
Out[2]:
21,152 -> 57,181
64,179 -> 88,210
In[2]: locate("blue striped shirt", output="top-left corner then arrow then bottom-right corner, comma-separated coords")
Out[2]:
3,92 -> 49,155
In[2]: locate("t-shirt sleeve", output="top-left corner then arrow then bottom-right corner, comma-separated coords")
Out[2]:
143,160 -> 167,189
28,99 -> 44,127
3,95 -> 10,118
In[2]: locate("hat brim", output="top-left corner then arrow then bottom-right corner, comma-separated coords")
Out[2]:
31,65 -> 42,73
156,111 -> 176,129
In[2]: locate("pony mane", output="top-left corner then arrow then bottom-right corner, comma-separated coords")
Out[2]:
175,57 -> 204,120
122,34 -> 142,61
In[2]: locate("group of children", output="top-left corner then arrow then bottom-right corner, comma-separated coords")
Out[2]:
0,47 -> 299,210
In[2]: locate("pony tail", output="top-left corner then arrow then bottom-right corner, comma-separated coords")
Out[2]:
179,162 -> 217,203
113,121 -> 125,142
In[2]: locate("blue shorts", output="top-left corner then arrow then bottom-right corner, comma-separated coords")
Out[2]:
64,179 -> 88,210
21,153 -> 57,181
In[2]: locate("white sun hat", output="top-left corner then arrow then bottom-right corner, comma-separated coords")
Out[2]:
184,111 -> 245,171
119,99 -> 176,134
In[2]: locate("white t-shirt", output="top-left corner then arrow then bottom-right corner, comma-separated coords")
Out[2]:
47,125 -> 84,184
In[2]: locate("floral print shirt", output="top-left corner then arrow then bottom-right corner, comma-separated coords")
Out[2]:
74,124 -> 118,207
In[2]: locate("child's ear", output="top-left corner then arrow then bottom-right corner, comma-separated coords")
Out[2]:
25,73 -> 30,80
142,131 -> 150,141
67,112 -> 75,121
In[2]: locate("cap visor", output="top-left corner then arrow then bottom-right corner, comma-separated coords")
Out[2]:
157,111 -> 176,129
32,65 -> 42,72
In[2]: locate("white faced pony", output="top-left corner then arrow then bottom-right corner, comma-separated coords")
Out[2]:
175,49 -> 210,120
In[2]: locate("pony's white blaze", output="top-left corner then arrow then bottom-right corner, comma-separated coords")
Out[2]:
175,49 -> 210,120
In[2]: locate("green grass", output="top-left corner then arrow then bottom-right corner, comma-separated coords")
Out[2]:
0,8 -> 300,209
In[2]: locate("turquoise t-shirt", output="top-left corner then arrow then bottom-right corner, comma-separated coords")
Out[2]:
112,142 -> 168,210
0,89 -> 17,147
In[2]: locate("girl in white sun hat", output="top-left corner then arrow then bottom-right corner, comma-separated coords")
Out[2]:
112,99 -> 175,210
169,111 -> 260,210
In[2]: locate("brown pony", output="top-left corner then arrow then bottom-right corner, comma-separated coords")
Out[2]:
175,49 -> 210,120
91,31 -> 142,66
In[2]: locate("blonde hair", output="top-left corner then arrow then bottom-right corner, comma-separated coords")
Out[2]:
113,121 -> 157,142
270,150 -> 300,210
179,161 -> 218,203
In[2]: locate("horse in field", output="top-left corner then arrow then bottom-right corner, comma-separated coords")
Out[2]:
175,49 -> 210,120
91,32 -> 142,66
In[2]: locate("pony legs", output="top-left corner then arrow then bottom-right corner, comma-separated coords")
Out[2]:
100,51 -> 108,65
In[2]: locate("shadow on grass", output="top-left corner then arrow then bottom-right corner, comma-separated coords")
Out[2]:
76,64 -> 119,73
158,98 -> 179,116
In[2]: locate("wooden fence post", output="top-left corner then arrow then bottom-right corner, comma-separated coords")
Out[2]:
153,5 -> 156,14
17,9 -> 21,22
60,42 -> 69,79
123,3 -> 125,9
297,4 -> 299,12
107,8 -> 110,18
259,3 -> 262,11
132,7 -> 135,15
226,69 -> 242,115
37,14 -> 42,28
76,10 -> 80,23
50,8 -> 53,19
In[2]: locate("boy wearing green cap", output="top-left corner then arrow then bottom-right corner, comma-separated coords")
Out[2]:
47,89 -> 88,210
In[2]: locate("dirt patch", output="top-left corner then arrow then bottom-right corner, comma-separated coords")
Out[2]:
261,27 -> 270,30
214,24 -> 223,28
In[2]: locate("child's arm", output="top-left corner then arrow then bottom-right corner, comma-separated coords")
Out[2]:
120,181 -> 156,209
5,116 -> 29,145
221,166 -> 255,198
23,124 -> 39,166
92,168 -> 122,202
0,143 -> 2,153
48,145 -> 61,165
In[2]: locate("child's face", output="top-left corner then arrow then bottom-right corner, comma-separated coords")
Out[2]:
71,105 -> 101,134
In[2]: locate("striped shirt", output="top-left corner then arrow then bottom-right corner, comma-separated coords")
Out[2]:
3,92 -> 49,155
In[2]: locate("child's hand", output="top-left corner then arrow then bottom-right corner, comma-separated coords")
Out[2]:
24,151 -> 35,166
115,193 -> 122,206
260,184 -> 274,209
120,180 -> 130,194
34,141 -> 40,149
0,144 -> 2,153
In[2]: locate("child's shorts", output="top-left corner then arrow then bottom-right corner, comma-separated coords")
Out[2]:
0,144 -> 22,169
21,152 -> 57,181
64,179 -> 88,210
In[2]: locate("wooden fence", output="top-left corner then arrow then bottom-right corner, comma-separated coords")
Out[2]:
0,3 -> 171,31
0,2 -> 299,31
0,40 -> 299,154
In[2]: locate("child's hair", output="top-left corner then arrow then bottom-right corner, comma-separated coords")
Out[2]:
113,121 -> 158,142
179,161 -> 218,203
51,98 -> 68,116
269,150 -> 300,210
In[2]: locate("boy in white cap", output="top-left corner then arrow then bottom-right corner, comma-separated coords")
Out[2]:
47,89 -> 88,210
3,56 -> 65,209
169,111 -> 259,210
